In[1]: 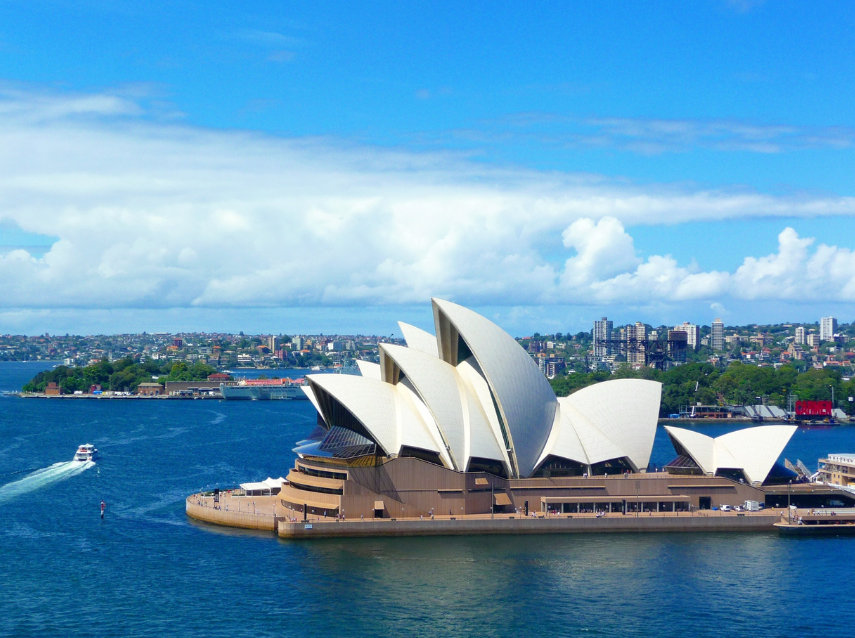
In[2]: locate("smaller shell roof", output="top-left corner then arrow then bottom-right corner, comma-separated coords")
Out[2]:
664,425 -> 797,484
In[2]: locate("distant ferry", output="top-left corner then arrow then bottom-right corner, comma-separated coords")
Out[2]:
220,378 -> 309,401
74,443 -> 97,462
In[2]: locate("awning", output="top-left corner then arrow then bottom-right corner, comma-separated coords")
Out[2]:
494,493 -> 512,506
240,477 -> 286,492
374,500 -> 385,510
541,495 -> 691,504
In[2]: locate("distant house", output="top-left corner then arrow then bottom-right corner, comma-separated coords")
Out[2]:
45,382 -> 60,396
137,382 -> 163,396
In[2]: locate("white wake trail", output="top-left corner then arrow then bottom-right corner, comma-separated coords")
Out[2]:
0,460 -> 95,505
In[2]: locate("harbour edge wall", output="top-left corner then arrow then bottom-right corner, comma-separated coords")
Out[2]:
185,498 -> 282,531
277,512 -> 781,539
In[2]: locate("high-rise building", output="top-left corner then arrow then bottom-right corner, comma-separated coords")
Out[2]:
820,317 -> 838,342
674,322 -> 700,350
711,318 -> 724,351
794,326 -> 806,345
291,336 -> 303,351
626,322 -> 646,365
807,333 -> 818,347
593,317 -> 613,357
267,335 -> 278,352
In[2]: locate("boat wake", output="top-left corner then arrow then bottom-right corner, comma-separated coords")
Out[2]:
0,460 -> 95,505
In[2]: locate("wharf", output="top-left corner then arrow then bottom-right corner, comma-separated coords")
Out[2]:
775,509 -> 855,535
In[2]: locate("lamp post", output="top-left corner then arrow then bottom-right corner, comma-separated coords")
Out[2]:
788,480 -> 792,524
635,479 -> 640,518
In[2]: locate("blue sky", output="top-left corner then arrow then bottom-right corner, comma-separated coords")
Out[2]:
0,1 -> 854,335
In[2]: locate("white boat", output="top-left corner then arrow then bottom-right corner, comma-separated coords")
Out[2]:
74,443 -> 97,462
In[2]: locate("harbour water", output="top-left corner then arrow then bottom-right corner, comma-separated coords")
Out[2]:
1,361 -> 854,637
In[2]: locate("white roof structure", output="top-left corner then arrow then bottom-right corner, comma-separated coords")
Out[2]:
240,477 -> 286,492
300,298 -> 662,479
664,425 -> 797,484
432,298 -> 558,478
398,322 -> 439,357
536,379 -> 662,472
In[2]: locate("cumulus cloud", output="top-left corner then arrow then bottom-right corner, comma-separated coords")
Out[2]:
1,85 -> 855,314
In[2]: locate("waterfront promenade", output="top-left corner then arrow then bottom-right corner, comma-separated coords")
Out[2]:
186,491 -> 784,538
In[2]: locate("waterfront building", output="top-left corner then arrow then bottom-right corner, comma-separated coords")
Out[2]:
820,316 -> 837,342
711,318 -> 724,351
817,454 -> 855,487
137,382 -> 163,396
674,322 -> 700,350
794,326 -> 806,345
593,317 -> 612,357
266,298 -> 831,521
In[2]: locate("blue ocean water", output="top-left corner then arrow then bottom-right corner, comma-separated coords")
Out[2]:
1,361 -> 854,638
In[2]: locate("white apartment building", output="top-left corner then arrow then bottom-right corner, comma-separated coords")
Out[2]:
820,316 -> 838,342
626,322 -> 646,365
711,318 -> 724,351
593,317 -> 613,357
794,326 -> 805,345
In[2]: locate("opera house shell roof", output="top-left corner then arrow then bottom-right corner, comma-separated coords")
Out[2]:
298,298 -> 663,479
664,425 -> 797,485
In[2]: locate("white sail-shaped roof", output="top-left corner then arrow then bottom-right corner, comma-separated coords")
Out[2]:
300,384 -> 324,421
717,426 -> 797,485
665,425 -> 796,484
432,298 -> 558,478
562,379 -> 661,471
398,322 -> 438,357
355,360 -> 381,380
298,299 -> 662,480
380,343 -> 507,472
307,374 -> 443,461
536,379 -> 662,472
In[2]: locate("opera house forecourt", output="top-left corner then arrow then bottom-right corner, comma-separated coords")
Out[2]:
186,298 -> 855,538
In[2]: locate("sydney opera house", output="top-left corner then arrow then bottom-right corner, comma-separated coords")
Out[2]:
274,299 -> 849,520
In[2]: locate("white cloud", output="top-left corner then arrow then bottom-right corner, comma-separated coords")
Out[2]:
560,217 -> 641,287
1,85 -> 855,316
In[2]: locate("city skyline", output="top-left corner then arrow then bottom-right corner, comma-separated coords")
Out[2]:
1,2 -> 854,335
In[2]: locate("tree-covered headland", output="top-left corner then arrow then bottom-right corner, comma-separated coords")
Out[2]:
22,358 -> 217,394
550,362 -> 855,417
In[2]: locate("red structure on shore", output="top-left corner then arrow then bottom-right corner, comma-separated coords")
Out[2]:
795,400 -> 833,418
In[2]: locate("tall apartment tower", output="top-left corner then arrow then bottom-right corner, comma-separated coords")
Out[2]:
593,317 -> 613,357
711,318 -> 724,351
794,326 -> 806,345
820,317 -> 838,342
268,335 -> 278,351
674,322 -> 700,350
626,322 -> 647,365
